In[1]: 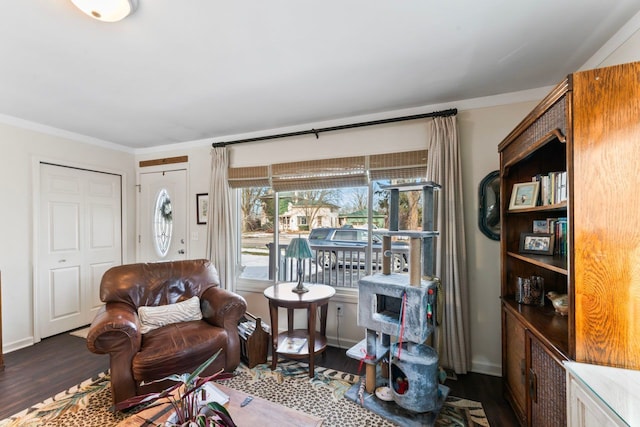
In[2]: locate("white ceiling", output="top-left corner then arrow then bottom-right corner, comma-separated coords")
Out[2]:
1,1 -> 639,150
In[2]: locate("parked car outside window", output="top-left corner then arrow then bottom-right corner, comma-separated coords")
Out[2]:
308,226 -> 408,272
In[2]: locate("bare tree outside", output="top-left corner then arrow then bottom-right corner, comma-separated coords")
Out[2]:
294,189 -> 340,229
347,188 -> 368,212
240,187 -> 269,231
375,181 -> 423,229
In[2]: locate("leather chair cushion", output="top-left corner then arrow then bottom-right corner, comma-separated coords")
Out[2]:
132,319 -> 228,383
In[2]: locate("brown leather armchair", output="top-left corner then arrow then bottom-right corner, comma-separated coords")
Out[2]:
86,259 -> 246,405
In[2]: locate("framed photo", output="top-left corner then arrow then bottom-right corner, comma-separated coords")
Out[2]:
519,233 -> 555,255
196,193 -> 208,224
509,181 -> 540,210
532,219 -> 549,233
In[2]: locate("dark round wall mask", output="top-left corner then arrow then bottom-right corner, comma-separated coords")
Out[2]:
478,170 -> 500,240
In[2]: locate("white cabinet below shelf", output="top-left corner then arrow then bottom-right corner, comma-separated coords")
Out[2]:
565,361 -> 640,427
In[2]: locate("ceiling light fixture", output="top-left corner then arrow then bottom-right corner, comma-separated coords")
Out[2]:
70,0 -> 138,22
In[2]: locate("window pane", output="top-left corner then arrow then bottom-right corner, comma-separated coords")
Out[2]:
238,187 -> 272,281
240,187 -> 373,288
154,188 -> 172,258
238,176 -> 430,287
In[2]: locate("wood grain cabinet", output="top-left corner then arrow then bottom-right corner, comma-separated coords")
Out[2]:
502,308 -> 526,424
527,332 -> 566,427
499,61 -> 640,426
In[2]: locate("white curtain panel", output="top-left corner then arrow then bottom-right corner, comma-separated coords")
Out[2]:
206,146 -> 237,291
426,116 -> 471,374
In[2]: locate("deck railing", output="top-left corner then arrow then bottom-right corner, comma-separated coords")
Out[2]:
267,243 -> 408,289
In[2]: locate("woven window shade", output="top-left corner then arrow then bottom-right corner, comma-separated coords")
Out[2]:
228,166 -> 270,188
227,150 -> 427,190
271,156 -> 368,192
369,150 -> 428,180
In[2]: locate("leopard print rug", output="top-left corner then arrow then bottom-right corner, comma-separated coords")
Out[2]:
0,360 -> 489,427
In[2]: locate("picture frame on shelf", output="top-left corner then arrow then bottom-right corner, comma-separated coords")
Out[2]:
509,181 -> 540,210
533,219 -> 549,233
196,193 -> 208,224
519,232 -> 555,255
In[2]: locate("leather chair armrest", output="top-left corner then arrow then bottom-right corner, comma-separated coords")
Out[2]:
200,287 -> 247,370
86,301 -> 142,404
200,287 -> 247,328
86,302 -> 142,355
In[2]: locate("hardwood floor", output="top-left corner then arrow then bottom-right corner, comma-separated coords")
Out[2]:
0,330 -> 109,419
0,331 -> 519,426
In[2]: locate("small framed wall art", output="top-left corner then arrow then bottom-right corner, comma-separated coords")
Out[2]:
509,181 -> 539,210
519,232 -> 555,255
196,193 -> 209,224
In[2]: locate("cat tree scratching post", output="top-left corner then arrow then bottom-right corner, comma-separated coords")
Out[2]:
346,182 -> 447,423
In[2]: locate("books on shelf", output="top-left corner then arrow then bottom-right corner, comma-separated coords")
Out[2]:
532,171 -> 567,206
555,217 -> 568,256
541,217 -> 568,256
277,337 -> 307,353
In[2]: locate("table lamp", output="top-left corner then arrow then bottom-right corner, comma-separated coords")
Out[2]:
285,237 -> 313,293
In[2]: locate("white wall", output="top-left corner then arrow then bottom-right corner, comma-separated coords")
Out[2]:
458,102 -> 537,374
0,124 -> 136,352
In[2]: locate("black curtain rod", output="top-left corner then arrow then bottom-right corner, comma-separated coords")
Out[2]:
211,108 -> 457,147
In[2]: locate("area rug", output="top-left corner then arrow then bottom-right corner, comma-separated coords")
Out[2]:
69,326 -> 90,339
0,360 -> 489,427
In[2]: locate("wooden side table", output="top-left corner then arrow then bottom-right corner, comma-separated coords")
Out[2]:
264,283 -> 335,377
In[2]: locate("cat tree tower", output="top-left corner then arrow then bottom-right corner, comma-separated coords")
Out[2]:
345,182 -> 448,426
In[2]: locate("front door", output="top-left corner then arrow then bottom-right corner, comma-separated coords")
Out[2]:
38,164 -> 122,338
138,169 -> 188,262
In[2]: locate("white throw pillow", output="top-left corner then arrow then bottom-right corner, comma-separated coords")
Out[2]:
138,296 -> 203,334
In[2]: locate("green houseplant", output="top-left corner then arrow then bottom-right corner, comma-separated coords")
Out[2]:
115,349 -> 236,426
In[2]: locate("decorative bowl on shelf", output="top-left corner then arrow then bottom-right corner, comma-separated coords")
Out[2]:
546,291 -> 569,315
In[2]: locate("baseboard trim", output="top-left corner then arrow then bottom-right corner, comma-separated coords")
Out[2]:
471,360 -> 502,377
327,336 -> 358,350
3,336 -> 35,354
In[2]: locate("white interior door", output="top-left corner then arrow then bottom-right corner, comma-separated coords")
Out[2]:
138,169 -> 188,262
38,164 -> 122,338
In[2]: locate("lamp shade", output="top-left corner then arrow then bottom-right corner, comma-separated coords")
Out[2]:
70,0 -> 138,22
285,238 -> 313,259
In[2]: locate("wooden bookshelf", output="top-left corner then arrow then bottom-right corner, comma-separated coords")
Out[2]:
499,61 -> 640,426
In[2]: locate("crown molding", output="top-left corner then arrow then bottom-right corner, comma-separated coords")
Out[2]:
0,113 -> 133,153
580,10 -> 640,70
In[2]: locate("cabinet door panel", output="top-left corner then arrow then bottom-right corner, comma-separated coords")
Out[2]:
503,307 -> 526,423
528,332 -> 566,427
572,62 -> 640,369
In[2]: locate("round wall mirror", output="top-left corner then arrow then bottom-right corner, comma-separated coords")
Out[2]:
478,170 -> 500,240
